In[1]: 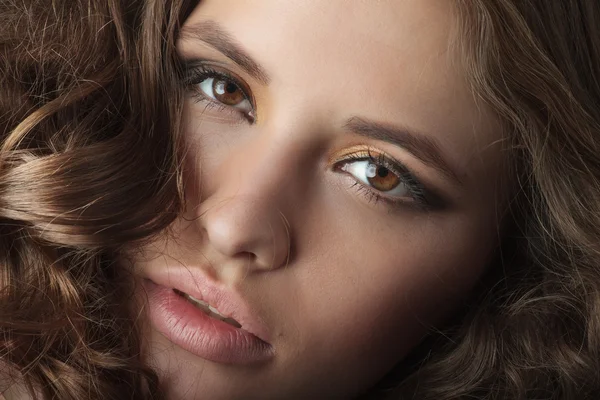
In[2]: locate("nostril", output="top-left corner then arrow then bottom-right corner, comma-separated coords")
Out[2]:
240,251 -> 257,263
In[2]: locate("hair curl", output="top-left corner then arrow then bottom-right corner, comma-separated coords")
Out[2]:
0,0 -> 195,398
2,1 -> 600,399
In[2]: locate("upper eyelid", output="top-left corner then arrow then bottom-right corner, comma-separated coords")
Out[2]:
343,117 -> 462,187
184,62 -> 246,89
183,59 -> 255,93
339,152 -> 408,179
332,149 -> 409,176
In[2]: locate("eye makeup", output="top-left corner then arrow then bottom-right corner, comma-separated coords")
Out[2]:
331,147 -> 447,211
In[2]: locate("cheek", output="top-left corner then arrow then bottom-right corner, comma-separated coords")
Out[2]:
282,212 -> 492,386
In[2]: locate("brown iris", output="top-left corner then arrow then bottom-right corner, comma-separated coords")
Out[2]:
367,164 -> 400,191
213,78 -> 245,106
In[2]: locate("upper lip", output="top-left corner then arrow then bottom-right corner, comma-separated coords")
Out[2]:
144,267 -> 271,343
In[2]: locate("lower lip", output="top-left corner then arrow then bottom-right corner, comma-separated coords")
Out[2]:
144,280 -> 273,365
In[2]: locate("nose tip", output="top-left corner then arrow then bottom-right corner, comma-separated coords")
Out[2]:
203,197 -> 291,271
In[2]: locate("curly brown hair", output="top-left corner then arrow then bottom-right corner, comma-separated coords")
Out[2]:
0,0 -> 194,398
1,1 -> 600,399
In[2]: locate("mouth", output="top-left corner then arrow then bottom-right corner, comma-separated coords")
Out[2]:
173,288 -> 242,328
143,278 -> 273,364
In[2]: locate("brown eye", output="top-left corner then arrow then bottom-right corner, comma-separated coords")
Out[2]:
366,165 -> 401,191
213,78 -> 246,106
340,159 -> 408,197
196,74 -> 253,117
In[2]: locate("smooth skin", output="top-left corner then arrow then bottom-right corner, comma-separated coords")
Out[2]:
133,0 -> 505,398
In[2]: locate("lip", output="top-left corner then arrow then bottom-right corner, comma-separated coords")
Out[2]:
142,268 -> 273,365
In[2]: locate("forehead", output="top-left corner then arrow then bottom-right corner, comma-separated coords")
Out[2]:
181,0 -> 501,178
182,0 -> 459,88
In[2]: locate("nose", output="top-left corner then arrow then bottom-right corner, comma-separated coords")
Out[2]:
202,195 -> 291,271
191,123 -> 318,275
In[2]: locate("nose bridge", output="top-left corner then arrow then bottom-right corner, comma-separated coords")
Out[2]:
216,119 -> 320,206
226,136 -> 293,201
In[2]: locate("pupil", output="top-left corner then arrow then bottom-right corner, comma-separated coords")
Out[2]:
377,167 -> 389,178
226,83 -> 238,94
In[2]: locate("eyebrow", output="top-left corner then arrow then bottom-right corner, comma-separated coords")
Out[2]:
179,20 -> 271,85
344,117 -> 461,185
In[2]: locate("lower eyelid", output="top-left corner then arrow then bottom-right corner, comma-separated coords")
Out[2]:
188,85 -> 253,120
190,97 -> 247,124
335,168 -> 397,202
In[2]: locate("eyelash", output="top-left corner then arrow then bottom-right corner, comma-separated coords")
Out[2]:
182,62 -> 256,123
334,149 -> 436,211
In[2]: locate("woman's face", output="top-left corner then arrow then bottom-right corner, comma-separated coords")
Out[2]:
134,0 -> 504,398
